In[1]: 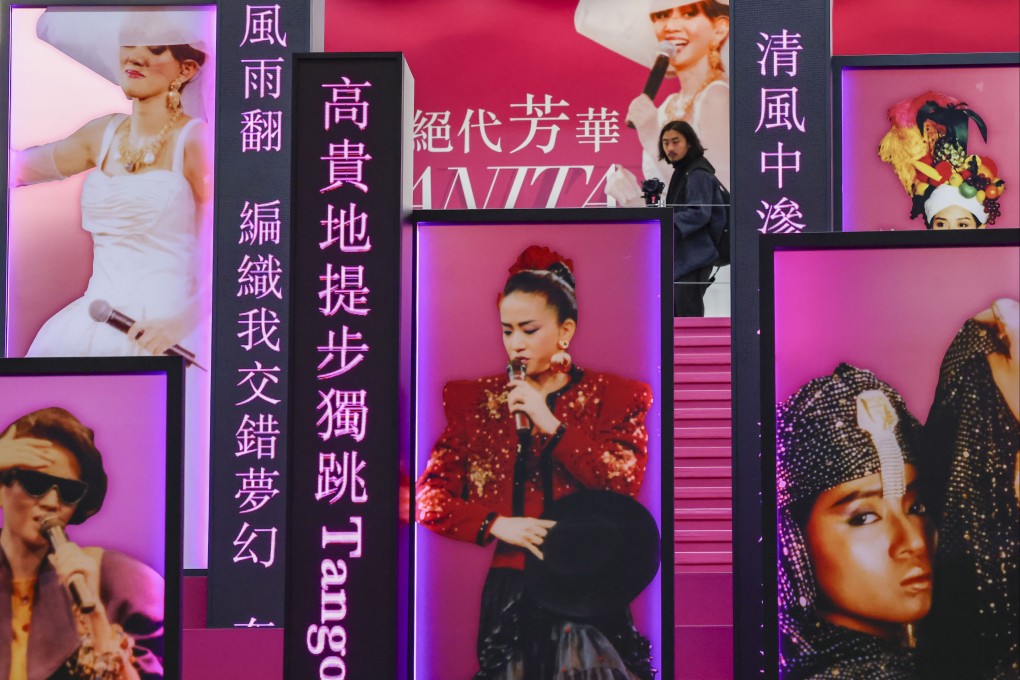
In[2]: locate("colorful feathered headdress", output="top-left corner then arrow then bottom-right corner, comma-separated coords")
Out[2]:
878,91 -> 1004,226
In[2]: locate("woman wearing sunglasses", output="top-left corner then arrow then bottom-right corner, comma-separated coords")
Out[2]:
0,407 -> 163,679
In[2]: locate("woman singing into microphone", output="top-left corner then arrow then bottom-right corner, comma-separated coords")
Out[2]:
10,8 -> 212,361
0,407 -> 163,680
416,246 -> 655,678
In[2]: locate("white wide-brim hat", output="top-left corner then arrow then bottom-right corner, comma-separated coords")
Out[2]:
924,183 -> 989,225
575,0 -> 729,70
36,7 -> 215,121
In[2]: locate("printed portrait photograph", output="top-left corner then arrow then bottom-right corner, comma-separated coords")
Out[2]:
412,218 -> 667,679
0,362 -> 179,679
838,63 -> 1019,231
769,236 -> 1020,679
5,4 -> 216,569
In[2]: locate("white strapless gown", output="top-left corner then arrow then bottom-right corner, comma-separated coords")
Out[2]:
27,114 -> 211,569
28,115 -> 201,357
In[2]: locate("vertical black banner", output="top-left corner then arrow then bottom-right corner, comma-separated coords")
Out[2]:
729,1 -> 830,677
207,1 -> 310,628
284,54 -> 411,679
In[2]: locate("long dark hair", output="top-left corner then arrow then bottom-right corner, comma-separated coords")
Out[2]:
658,120 -> 706,162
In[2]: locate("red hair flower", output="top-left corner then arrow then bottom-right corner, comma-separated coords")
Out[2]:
508,245 -> 574,277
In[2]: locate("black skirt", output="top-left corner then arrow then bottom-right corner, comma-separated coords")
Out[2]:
474,568 -> 655,680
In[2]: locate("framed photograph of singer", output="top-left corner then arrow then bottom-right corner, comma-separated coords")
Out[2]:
0,356 -> 183,680
759,229 -> 1020,679
410,208 -> 674,679
1,2 -> 215,570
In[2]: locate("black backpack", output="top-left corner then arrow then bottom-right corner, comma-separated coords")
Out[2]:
711,180 -> 731,267
671,162 -> 731,268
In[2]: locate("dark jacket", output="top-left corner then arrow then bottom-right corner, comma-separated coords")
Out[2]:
665,155 -> 726,279
0,543 -> 165,680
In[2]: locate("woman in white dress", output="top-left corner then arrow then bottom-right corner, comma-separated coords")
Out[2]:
10,8 -> 214,569
576,0 -> 730,203
11,9 -> 211,359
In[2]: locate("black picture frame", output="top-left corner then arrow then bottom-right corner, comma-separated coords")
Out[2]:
0,355 -> 184,679
831,52 -> 1020,232
757,227 -> 1020,676
408,207 -> 675,679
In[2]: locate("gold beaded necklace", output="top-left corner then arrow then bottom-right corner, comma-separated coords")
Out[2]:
114,110 -> 181,173
663,70 -> 724,124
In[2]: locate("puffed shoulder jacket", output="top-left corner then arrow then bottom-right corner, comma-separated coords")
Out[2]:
416,367 -> 653,571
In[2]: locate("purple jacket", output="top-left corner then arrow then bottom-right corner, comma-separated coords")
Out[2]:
0,544 -> 164,680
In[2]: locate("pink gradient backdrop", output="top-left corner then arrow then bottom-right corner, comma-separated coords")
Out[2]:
6,7 -> 215,569
0,371 -> 169,574
414,220 -> 664,679
774,245 -> 1020,420
840,65 -> 1020,231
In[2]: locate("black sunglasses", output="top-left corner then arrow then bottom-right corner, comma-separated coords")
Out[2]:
9,469 -> 89,505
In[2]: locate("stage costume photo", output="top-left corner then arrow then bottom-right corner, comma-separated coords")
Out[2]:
919,299 -> 1020,680
10,8 -> 213,363
777,364 -> 933,680
416,246 -> 659,679
577,0 -> 731,191
9,7 -> 216,569
0,408 -> 164,680
878,90 -> 1006,229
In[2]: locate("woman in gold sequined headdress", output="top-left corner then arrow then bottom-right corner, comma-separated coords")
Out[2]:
919,299 -> 1020,679
416,246 -> 657,678
777,364 -> 933,680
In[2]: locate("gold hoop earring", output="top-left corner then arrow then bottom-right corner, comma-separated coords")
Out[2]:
550,340 -> 572,374
167,75 -> 185,113
708,40 -> 723,74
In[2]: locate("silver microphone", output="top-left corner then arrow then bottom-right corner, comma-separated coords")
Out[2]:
506,360 -> 531,435
40,517 -> 97,613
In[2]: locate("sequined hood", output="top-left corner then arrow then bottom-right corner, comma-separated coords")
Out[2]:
775,363 -> 923,675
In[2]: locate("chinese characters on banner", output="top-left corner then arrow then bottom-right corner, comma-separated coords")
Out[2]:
411,97 -> 625,209
207,2 -> 308,628
739,21 -> 828,239
284,55 -> 408,679
755,31 -> 808,234
729,2 -> 830,676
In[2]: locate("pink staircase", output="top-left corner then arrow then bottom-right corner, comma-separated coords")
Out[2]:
673,317 -> 733,679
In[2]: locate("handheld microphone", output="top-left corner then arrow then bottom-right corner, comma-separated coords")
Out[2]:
40,517 -> 97,614
506,360 -> 531,436
627,41 -> 676,129
88,299 -> 206,371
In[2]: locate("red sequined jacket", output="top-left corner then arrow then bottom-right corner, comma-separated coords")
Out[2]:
416,368 -> 653,570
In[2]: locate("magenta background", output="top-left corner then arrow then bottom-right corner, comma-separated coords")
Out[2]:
832,0 -> 1020,56
840,65 -> 1020,231
6,7 -> 215,569
773,245 -> 1020,420
324,0 -> 683,209
0,371 -> 169,575
414,220 -> 664,679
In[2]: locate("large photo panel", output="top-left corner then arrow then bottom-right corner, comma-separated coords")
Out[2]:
0,356 -> 183,679
836,57 -> 1020,232
413,212 -> 669,678
765,231 -> 1020,679
5,4 -> 215,568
